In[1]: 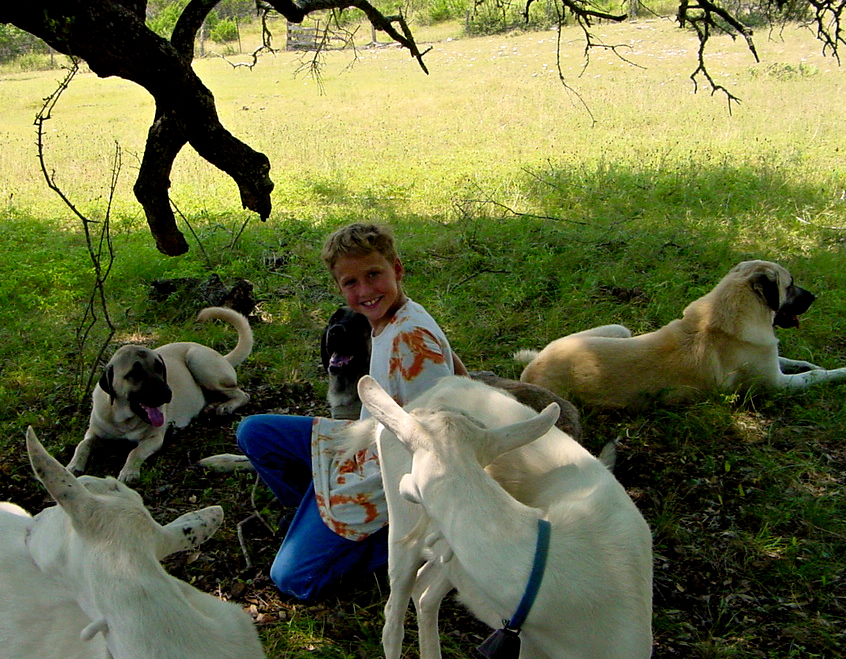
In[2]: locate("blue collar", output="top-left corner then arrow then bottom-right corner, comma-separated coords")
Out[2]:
507,517 -> 551,632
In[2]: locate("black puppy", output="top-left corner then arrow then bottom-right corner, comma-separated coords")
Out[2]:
321,306 -> 372,419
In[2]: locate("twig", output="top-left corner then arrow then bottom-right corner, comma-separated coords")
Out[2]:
237,473 -> 275,569
215,44 -> 277,70
229,216 -> 252,250
170,199 -> 212,269
463,180 -> 590,227
34,59 -> 117,404
446,268 -> 511,293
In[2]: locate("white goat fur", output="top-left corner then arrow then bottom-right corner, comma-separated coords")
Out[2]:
347,375 -> 653,659
0,427 -> 266,659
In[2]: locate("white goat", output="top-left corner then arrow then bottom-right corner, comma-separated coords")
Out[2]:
0,427 -> 266,659
352,375 -> 653,659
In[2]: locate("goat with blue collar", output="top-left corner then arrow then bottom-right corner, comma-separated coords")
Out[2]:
355,374 -> 653,659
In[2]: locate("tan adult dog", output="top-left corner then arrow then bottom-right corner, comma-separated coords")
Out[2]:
516,260 -> 846,409
68,307 -> 253,482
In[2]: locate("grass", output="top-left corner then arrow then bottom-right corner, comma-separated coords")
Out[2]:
1,16 -> 845,659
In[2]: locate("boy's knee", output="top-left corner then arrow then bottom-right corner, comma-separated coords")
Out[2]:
270,558 -> 320,602
236,415 -> 266,454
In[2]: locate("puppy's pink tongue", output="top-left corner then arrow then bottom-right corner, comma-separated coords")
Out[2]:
330,353 -> 352,368
143,405 -> 165,427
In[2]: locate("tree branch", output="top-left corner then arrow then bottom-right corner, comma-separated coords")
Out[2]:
34,61 -> 117,403
262,0 -> 432,73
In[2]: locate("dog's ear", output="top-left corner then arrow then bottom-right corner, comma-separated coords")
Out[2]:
99,365 -> 116,404
157,356 -> 168,381
749,271 -> 781,312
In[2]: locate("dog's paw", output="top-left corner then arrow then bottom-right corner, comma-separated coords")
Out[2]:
117,466 -> 140,483
215,395 -> 249,416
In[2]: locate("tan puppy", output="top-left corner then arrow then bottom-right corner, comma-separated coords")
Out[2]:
69,307 -> 253,482
516,260 -> 846,408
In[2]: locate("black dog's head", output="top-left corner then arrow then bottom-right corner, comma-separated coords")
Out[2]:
321,306 -> 372,377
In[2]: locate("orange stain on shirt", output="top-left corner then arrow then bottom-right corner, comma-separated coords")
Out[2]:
328,492 -> 381,524
337,449 -> 373,474
389,328 -> 446,380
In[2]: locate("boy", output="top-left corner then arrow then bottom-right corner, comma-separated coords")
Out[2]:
237,223 -> 466,601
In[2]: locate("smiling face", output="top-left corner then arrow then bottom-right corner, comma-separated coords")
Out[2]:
332,251 -> 406,335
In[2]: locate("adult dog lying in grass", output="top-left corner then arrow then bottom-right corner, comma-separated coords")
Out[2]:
516,260 -> 846,409
69,307 -> 253,482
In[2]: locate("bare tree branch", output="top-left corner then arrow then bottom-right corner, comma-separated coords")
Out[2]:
262,0 -> 432,72
34,61 -> 117,404
805,0 -> 845,62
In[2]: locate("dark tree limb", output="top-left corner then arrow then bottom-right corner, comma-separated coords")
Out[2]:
0,0 -> 426,255
806,0 -> 845,62
135,108 -> 191,255
0,1 -> 275,255
262,0 -> 431,72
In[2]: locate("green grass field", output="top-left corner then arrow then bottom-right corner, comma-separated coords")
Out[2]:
0,16 -> 845,658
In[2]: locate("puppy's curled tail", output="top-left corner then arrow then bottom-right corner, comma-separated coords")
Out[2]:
513,349 -> 540,365
197,307 -> 254,367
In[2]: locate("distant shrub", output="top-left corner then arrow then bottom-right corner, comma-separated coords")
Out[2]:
719,0 -> 811,27
465,0 -> 557,35
210,18 -> 239,43
15,52 -> 57,72
0,24 -> 52,65
748,61 -> 819,79
639,0 -> 679,17
147,0 -> 189,39
426,0 -> 469,23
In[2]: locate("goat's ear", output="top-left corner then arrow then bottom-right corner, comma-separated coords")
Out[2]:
399,473 -> 423,505
489,403 -> 560,457
359,375 -> 426,450
26,426 -> 94,512
157,506 -> 224,558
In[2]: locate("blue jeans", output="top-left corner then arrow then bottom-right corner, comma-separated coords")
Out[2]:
236,414 -> 388,601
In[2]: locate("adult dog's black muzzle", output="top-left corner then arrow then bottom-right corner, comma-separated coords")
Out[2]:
774,285 -> 816,328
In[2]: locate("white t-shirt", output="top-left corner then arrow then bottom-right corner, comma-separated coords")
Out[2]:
310,299 -> 455,540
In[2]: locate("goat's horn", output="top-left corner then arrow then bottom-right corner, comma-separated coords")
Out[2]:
488,402 -> 560,456
358,375 -> 426,449
26,426 -> 94,512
